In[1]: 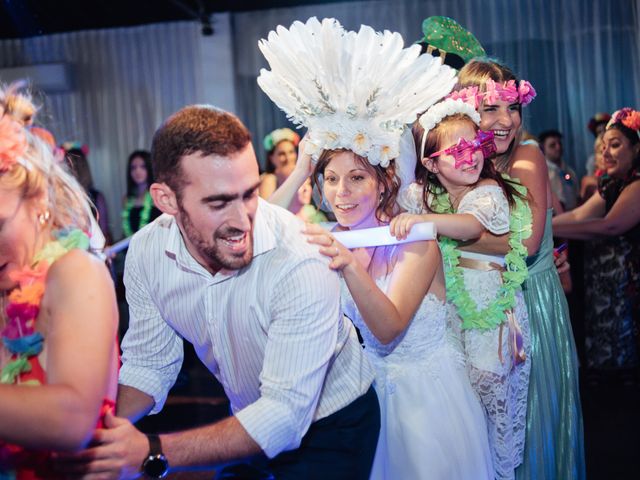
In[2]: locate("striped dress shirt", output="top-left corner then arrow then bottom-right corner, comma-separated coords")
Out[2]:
119,199 -> 374,458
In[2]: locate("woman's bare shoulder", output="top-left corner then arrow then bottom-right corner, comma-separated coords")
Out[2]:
45,249 -> 113,297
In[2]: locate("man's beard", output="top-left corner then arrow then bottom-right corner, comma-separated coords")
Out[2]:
179,205 -> 253,272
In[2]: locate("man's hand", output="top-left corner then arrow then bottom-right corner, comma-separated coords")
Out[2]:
54,412 -> 149,479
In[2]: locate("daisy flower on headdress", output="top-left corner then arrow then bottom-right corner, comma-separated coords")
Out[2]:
0,114 -> 28,172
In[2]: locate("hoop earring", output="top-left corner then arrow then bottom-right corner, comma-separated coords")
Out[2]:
38,210 -> 51,226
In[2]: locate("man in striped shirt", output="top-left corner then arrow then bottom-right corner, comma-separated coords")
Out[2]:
78,105 -> 379,479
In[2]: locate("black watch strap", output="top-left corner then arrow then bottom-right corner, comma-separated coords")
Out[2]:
142,434 -> 169,478
147,434 -> 162,456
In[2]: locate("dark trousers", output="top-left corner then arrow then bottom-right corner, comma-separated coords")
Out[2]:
268,386 -> 380,480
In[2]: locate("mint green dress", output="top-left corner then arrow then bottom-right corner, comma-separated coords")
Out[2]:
515,210 -> 585,479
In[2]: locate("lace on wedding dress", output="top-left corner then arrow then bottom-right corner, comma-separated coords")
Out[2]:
457,185 -> 510,235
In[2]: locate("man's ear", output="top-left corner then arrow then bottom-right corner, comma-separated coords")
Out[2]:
150,182 -> 179,216
422,157 -> 439,174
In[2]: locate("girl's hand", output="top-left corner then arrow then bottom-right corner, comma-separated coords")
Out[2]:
390,213 -> 425,240
304,223 -> 355,271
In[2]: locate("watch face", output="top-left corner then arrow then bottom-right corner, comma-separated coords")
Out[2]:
144,454 -> 169,478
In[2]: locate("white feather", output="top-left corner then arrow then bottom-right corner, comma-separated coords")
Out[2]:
257,17 -> 456,166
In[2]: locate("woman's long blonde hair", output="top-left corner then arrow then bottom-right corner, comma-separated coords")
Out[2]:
0,84 -> 93,235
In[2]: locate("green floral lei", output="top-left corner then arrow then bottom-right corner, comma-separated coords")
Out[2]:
121,191 -> 153,238
431,175 -> 532,330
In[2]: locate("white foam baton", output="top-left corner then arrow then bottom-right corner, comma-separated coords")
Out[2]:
103,236 -> 132,257
332,222 -> 437,248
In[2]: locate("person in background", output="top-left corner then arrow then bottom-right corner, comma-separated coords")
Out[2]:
580,134 -> 606,201
259,127 -> 300,199
113,150 -> 162,340
585,112 -> 611,176
121,150 -> 161,238
63,143 -> 112,244
294,177 -> 327,224
553,107 -> 640,383
539,130 -> 579,211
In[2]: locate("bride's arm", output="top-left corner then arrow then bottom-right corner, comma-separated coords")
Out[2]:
305,224 -> 439,345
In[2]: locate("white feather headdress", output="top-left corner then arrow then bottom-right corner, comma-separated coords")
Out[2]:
257,17 -> 457,168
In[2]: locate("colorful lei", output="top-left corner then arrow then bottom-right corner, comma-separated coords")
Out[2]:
121,191 -> 153,238
431,176 -> 532,330
1,229 -> 89,385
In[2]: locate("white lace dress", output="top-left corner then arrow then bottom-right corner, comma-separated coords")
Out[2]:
456,185 -> 532,480
341,276 -> 494,480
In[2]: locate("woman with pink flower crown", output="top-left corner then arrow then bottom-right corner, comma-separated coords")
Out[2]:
0,86 -> 119,478
454,59 -> 585,480
553,108 -> 640,380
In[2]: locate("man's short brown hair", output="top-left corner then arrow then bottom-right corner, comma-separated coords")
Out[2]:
151,105 -> 252,196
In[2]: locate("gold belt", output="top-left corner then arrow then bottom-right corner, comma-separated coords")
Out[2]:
458,257 -> 526,367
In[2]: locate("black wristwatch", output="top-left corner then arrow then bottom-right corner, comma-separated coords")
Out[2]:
141,434 -> 169,478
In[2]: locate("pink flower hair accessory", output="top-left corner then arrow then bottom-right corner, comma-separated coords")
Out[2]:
452,79 -> 537,108
606,108 -> 640,139
447,86 -> 481,109
485,79 -> 519,104
0,114 -> 28,172
517,80 -> 537,106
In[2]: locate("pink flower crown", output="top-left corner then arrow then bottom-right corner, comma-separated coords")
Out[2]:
607,108 -> 640,137
448,79 -> 537,109
0,114 -> 28,172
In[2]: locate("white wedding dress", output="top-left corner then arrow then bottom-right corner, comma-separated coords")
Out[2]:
341,276 -> 494,480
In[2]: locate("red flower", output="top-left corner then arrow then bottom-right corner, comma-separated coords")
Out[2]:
622,110 -> 640,132
2,302 -> 38,338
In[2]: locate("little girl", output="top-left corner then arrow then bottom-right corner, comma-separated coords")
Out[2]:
391,97 -> 532,480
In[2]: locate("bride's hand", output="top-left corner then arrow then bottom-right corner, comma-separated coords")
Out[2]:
295,133 -> 314,177
303,223 -> 354,271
